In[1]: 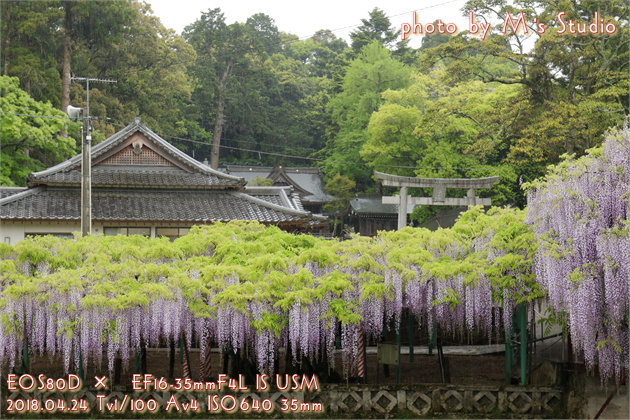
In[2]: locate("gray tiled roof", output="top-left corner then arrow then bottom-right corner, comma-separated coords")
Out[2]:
28,119 -> 245,189
30,167 -> 240,188
0,187 -> 27,199
349,197 -> 398,215
225,166 -> 334,203
287,172 -> 334,203
0,121 -> 327,227
244,186 -> 306,212
0,187 -> 315,223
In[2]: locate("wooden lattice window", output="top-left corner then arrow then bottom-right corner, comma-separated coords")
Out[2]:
100,145 -> 174,166
156,227 -> 190,241
103,227 -> 151,236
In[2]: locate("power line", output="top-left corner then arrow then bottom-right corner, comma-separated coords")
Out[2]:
288,0 -> 463,41
0,112 -> 518,171
101,117 -> 319,154
154,130 -> 318,154
0,111 -> 523,172
0,111 -> 74,120
100,119 -> 515,172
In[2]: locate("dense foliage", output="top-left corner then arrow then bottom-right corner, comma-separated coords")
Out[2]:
0,76 -> 77,186
0,207 -> 537,377
527,127 -> 630,383
424,0 -> 628,185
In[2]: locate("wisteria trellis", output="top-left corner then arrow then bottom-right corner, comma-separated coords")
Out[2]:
527,127 -> 630,383
5,130 -> 630,382
0,208 -> 536,379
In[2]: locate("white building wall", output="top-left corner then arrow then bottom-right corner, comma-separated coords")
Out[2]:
0,221 -> 81,244
0,222 -> 166,243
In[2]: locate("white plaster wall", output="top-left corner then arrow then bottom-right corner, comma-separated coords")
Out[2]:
1,222 -> 189,243
0,222 -> 25,244
0,221 -> 80,244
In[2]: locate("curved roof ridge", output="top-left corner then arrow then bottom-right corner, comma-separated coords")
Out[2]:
29,119 -> 244,185
230,190 -> 313,217
0,186 -> 44,206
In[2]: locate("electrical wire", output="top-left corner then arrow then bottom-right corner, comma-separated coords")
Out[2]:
0,111 -> 74,120
145,123 -> 516,171
287,0 -> 463,41
0,112 -> 517,172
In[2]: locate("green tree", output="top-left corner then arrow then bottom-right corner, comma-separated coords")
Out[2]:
290,30 -> 348,79
362,67 -> 524,206
246,13 -> 282,55
323,42 -> 412,190
185,9 -> 276,168
247,176 -> 274,187
96,1 -> 195,138
0,1 -> 63,105
423,0 -> 629,177
350,8 -> 399,52
419,23 -> 453,50
323,174 -> 356,236
60,0 -> 137,115
349,7 -> 414,63
0,76 -> 77,186
1,0 -> 193,141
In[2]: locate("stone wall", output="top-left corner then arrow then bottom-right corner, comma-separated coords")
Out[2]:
4,383 -> 565,418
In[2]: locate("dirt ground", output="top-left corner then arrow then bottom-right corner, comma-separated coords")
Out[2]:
4,347 -> 506,390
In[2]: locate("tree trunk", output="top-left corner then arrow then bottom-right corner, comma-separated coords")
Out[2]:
210,58 -> 234,170
61,3 -> 72,116
2,2 -> 11,76
210,94 -> 226,170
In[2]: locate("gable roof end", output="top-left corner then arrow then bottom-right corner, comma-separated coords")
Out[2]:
27,118 -> 245,188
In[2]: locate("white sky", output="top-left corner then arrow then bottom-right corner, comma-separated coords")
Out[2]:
147,0 -> 471,47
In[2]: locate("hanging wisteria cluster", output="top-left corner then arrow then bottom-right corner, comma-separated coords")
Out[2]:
0,208 -> 536,379
527,127 -> 630,383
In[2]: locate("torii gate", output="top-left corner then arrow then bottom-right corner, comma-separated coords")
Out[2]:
374,171 -> 500,230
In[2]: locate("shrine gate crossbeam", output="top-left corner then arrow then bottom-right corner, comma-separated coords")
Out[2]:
374,171 -> 500,229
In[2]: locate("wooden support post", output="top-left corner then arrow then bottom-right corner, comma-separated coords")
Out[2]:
169,340 -> 175,380
141,344 -> 147,375
356,326 -> 366,382
408,311 -> 414,363
20,335 -> 30,375
134,344 -> 147,375
395,326 -> 401,384
135,349 -> 141,374
114,358 -> 122,385
78,350 -> 84,380
436,325 -> 450,383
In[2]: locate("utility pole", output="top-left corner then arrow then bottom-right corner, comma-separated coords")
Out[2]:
69,76 -> 117,236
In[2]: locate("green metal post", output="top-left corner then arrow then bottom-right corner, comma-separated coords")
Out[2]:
518,305 -> 528,385
429,321 -> 437,355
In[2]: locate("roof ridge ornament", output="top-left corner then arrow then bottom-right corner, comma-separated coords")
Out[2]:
131,140 -> 143,155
